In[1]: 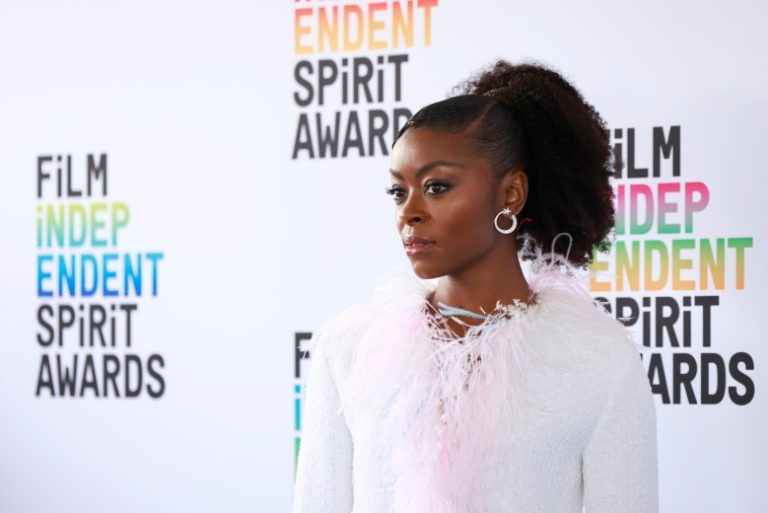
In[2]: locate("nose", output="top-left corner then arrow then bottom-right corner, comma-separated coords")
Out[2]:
404,214 -> 422,226
397,193 -> 427,228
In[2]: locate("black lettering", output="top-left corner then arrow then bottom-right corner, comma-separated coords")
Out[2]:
316,112 -> 341,158
80,354 -> 99,397
655,296 -> 680,347
353,57 -> 373,103
37,304 -> 54,346
318,59 -> 338,106
673,353 -> 697,404
37,155 -> 53,198
652,126 -> 680,177
368,109 -> 389,156
89,304 -> 107,347
647,353 -> 670,404
626,128 -> 648,178
695,295 -> 718,347
67,155 -> 82,197
729,351 -> 754,405
36,354 -> 55,396
700,352 -> 726,404
125,354 -> 143,398
295,332 -> 312,379
595,296 -> 611,314
58,304 -> 75,348
146,354 -> 165,398
87,153 -> 107,196
56,353 -> 78,396
392,108 -> 412,142
387,54 -> 408,102
342,111 -> 364,157
612,128 -> 624,178
616,296 -> 639,327
119,303 -> 138,348
103,354 -> 121,398
293,60 -> 314,107
292,113 -> 315,159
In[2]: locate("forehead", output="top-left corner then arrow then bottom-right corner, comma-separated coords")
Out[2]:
391,128 -> 483,171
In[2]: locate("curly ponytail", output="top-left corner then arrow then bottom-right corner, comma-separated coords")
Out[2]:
395,59 -> 619,268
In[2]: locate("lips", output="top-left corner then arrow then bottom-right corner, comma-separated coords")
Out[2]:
403,236 -> 436,257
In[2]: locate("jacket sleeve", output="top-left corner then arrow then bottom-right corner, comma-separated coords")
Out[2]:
582,346 -> 659,513
291,332 -> 354,513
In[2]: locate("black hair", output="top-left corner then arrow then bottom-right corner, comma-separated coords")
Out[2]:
394,60 -> 618,268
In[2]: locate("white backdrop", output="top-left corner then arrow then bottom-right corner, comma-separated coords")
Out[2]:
1,1 -> 766,512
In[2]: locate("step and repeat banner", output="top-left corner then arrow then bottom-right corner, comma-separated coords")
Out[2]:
1,1 -> 765,512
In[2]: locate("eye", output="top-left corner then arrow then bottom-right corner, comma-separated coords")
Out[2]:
425,181 -> 450,195
385,184 -> 406,203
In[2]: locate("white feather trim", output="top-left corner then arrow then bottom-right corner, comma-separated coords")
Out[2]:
314,235 -> 638,513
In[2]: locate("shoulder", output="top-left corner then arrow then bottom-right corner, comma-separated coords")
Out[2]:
312,267 -> 433,342
306,267 -> 433,371
524,271 -> 652,428
304,301 -> 373,371
528,268 -> 646,382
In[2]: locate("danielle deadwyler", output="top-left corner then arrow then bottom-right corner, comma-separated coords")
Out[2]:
291,59 -> 659,513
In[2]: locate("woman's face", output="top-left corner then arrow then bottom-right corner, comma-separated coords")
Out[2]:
389,127 -> 516,279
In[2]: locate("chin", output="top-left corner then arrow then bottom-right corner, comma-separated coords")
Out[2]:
408,260 -> 446,280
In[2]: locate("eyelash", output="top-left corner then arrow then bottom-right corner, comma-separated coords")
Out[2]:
384,185 -> 403,198
385,182 -> 451,202
426,182 -> 450,195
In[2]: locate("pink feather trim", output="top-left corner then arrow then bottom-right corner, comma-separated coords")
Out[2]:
308,235 -> 630,513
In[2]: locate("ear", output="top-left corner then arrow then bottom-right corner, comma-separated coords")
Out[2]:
498,168 -> 528,214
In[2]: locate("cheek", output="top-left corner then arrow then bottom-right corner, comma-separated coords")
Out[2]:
439,195 -> 495,243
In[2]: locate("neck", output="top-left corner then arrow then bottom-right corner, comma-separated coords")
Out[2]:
430,243 -> 533,325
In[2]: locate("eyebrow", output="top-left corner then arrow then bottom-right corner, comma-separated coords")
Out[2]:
389,160 -> 466,180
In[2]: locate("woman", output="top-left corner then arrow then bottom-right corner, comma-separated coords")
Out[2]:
291,60 -> 658,513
